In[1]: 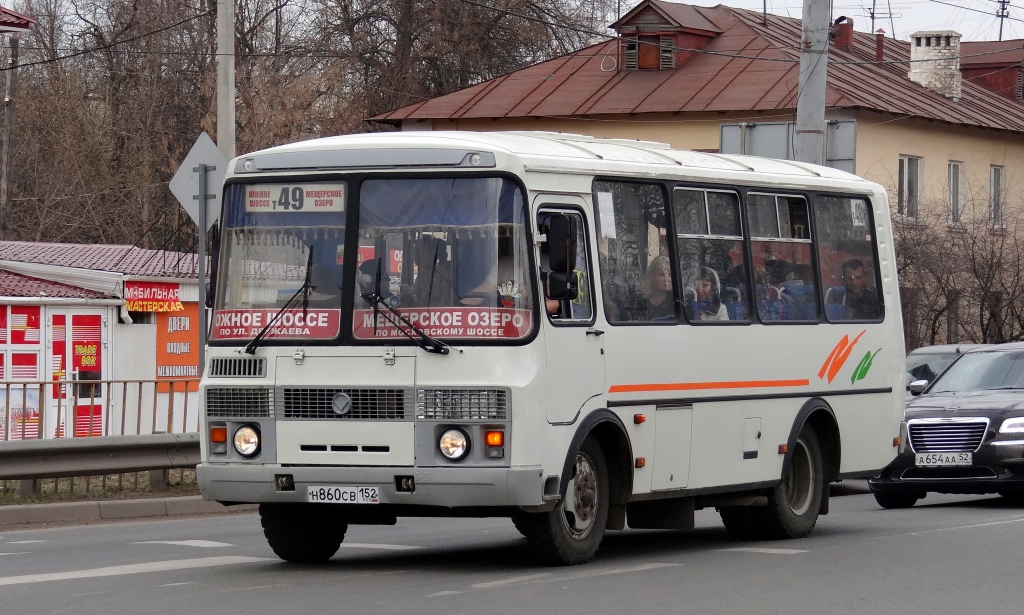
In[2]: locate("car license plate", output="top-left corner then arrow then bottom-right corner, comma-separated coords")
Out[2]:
915,452 -> 972,466
307,485 -> 380,504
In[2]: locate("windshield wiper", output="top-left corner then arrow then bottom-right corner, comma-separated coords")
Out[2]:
361,257 -> 449,355
243,248 -> 314,355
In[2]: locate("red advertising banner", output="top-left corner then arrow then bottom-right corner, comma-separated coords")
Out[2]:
124,282 -> 185,312
9,306 -> 40,344
0,306 -> 7,344
71,314 -> 102,372
157,304 -> 200,392
211,309 -> 342,340
352,307 -> 532,340
10,352 -> 39,379
74,406 -> 103,437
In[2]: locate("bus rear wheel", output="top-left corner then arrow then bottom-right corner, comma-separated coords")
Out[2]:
520,438 -> 609,565
260,503 -> 348,563
751,427 -> 824,539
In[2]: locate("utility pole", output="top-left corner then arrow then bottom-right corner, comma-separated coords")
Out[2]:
0,36 -> 19,241
217,0 -> 235,162
996,0 -> 1010,41
794,0 -> 829,165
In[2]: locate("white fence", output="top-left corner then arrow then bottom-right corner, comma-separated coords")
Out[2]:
0,379 -> 200,440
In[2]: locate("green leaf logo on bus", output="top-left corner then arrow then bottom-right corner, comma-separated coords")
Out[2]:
818,330 -> 870,384
851,349 -> 881,384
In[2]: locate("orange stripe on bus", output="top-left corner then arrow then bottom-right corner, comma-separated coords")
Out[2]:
608,379 -> 811,394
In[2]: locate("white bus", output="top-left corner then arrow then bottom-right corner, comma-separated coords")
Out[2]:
198,131 -> 904,565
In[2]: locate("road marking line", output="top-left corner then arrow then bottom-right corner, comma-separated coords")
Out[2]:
160,582 -> 196,587
718,547 -> 808,555
877,516 -> 1024,539
7,540 -> 45,544
339,543 -> 423,551
0,552 -> 30,556
0,556 -> 271,586
472,573 -> 552,588
427,591 -> 463,597
133,540 -> 233,548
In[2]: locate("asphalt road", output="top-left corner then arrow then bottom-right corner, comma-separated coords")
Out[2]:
2,485 -> 1023,615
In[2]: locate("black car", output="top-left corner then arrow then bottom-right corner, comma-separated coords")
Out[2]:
870,343 -> 1024,508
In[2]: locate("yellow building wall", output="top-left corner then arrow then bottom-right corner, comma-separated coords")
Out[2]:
854,110 -> 1024,213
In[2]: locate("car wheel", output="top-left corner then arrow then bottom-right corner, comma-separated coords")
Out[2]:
872,490 -> 919,509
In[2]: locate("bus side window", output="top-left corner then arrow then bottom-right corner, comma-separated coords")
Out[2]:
538,209 -> 594,322
748,193 -> 817,322
815,196 -> 883,322
593,181 -> 673,323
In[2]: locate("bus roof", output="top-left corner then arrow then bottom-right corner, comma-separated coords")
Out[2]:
228,130 -> 879,192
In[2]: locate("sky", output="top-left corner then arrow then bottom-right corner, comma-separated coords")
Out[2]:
675,0 -> 1023,41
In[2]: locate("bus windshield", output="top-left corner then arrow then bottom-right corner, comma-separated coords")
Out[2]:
212,176 -> 533,343
353,177 -> 533,342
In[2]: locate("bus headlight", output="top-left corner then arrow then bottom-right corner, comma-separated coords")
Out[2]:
233,425 -> 261,457
439,428 -> 470,460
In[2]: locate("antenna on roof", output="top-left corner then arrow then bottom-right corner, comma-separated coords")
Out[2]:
763,0 -> 767,26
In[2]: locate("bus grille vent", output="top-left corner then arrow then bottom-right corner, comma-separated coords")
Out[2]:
208,357 -> 266,378
205,387 -> 273,418
909,420 -> 987,453
279,388 -> 410,420
417,388 -> 508,420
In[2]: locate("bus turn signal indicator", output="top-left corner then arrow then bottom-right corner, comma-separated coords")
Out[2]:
210,427 -> 227,443
485,431 -> 504,447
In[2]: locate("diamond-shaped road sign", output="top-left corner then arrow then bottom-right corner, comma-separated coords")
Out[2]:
170,132 -> 228,231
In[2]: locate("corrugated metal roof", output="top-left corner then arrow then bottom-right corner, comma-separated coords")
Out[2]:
373,1 -> 1024,135
0,269 -> 114,299
0,241 -> 204,279
0,7 -> 36,31
960,40 -> 1024,66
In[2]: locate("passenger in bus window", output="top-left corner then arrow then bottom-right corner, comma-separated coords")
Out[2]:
644,255 -> 675,320
691,266 -> 729,321
840,258 -> 880,319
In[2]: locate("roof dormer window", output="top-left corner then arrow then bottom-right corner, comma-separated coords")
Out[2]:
624,34 -> 675,70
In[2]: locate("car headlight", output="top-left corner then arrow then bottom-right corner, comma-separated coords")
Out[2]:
439,428 -> 470,460
1000,418 -> 1024,434
233,425 -> 261,457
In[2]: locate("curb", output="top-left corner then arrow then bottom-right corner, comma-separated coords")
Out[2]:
0,496 -> 257,527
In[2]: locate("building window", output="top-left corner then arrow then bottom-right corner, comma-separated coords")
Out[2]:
898,155 -> 921,218
948,161 -> 963,225
990,165 -> 1004,228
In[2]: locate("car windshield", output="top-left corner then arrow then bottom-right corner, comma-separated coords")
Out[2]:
928,349 -> 1024,393
906,352 -> 960,384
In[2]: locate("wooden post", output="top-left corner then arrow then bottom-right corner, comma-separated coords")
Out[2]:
0,36 -> 19,240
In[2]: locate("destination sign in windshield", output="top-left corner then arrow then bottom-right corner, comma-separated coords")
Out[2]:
245,184 -> 346,213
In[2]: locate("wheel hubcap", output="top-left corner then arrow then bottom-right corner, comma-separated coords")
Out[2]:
561,452 -> 598,539
785,437 -> 815,516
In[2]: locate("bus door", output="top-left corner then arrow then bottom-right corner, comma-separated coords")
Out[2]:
536,204 -> 604,424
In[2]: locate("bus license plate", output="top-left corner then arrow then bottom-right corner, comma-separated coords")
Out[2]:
307,485 -> 380,504
915,452 -> 972,467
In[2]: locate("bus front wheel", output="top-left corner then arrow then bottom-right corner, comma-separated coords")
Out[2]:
521,438 -> 609,565
260,503 -> 348,563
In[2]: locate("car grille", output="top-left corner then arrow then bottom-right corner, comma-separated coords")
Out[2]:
205,387 -> 273,418
909,419 -> 988,453
278,388 -> 411,420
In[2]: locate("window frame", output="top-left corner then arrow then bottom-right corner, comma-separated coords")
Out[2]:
948,161 -> 963,226
990,165 -> 1005,229
898,155 -> 922,218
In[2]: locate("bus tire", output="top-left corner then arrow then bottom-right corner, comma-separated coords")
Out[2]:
521,438 -> 609,565
872,490 -> 920,509
259,503 -> 348,563
754,426 -> 824,539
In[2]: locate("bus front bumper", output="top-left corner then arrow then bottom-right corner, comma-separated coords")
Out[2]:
197,463 -> 549,508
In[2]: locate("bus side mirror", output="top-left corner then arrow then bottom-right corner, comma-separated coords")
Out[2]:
543,214 -> 577,274
545,271 -> 579,302
205,223 -> 220,309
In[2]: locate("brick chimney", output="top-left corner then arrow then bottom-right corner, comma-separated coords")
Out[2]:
909,30 -> 962,100
875,29 -> 885,61
831,17 -> 854,52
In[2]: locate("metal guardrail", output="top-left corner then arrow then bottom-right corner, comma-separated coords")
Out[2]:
0,432 -> 200,480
